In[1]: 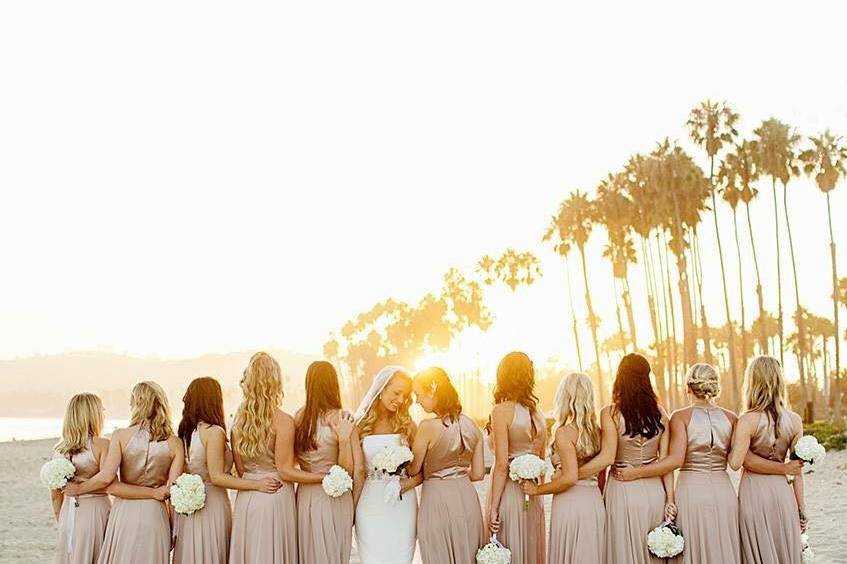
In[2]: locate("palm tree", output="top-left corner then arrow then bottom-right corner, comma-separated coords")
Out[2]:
545,190 -> 605,403
539,233 -> 585,373
687,100 -> 740,404
800,130 -> 847,421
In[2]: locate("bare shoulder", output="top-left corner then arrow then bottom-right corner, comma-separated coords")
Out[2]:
275,409 -> 295,430
787,410 -> 803,432
167,435 -> 184,455
110,427 -> 133,444
718,407 -> 738,424
558,423 -> 579,443
92,436 -> 110,455
599,405 -> 615,424
418,417 -> 441,433
658,405 -> 671,422
670,406 -> 691,424
491,401 -> 515,423
737,410 -> 761,430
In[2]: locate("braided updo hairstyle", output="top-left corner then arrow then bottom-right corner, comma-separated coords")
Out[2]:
685,363 -> 721,400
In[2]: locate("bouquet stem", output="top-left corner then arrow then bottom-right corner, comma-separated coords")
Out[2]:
523,493 -> 529,511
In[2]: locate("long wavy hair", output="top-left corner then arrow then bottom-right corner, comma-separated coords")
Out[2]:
551,372 -> 600,460
611,353 -> 664,439
233,352 -> 283,460
488,351 -> 540,436
295,361 -> 343,454
357,370 -> 414,446
129,381 -> 174,442
55,393 -> 104,456
178,377 -> 226,452
413,366 -> 462,421
743,355 -> 789,438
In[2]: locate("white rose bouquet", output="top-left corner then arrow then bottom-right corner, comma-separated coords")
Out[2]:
476,534 -> 511,564
801,533 -> 814,563
508,454 -> 551,510
40,458 -> 76,491
646,521 -> 684,558
371,444 -> 413,504
792,435 -> 826,472
322,465 -> 353,498
170,473 -> 206,515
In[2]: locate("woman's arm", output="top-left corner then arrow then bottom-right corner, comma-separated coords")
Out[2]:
728,413 -> 757,471
614,411 -> 687,481
205,426 -> 279,493
63,430 -> 125,497
469,427 -> 485,482
525,426 -> 578,496
407,419 -> 434,477
351,429 -> 366,508
50,489 -> 63,520
788,413 -> 807,531
743,451 -> 803,475
487,403 -> 512,534
658,413 -> 676,520
577,406 -> 617,479
400,421 -> 421,494
107,481 -> 169,500
274,412 -> 325,484
330,411 -> 356,476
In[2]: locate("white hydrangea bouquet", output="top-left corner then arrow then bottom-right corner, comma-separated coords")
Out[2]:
508,453 -> 551,510
170,473 -> 206,515
476,534 -> 511,564
322,464 -> 353,498
792,435 -> 826,473
801,533 -> 814,563
646,521 -> 684,558
40,458 -> 76,490
371,444 -> 413,504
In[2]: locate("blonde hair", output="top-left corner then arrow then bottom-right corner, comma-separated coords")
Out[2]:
743,355 -> 788,437
55,393 -> 104,456
357,371 -> 414,446
686,363 -> 721,400
551,373 -> 600,460
130,381 -> 174,442
233,352 -> 283,460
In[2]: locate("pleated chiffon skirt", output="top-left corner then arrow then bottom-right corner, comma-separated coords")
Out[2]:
229,480 -> 298,564
497,479 -> 546,564
738,472 -> 802,564
172,484 -> 232,564
670,471 -> 740,564
96,498 -> 170,564
55,495 -> 111,564
296,483 -> 353,564
417,477 -> 485,564
604,475 -> 665,564
548,483 -> 605,564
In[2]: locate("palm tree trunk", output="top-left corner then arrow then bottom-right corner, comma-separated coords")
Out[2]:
826,193 -> 842,421
622,270 -> 638,351
659,231 -> 681,407
611,274 -> 627,350
732,208 -> 749,373
655,234 -> 673,401
642,236 -> 667,397
709,156 -> 739,410
772,178 -> 785,366
578,244 -> 605,405
564,255 -> 584,372
745,202 -> 768,355
692,228 -> 713,363
782,181 -> 810,421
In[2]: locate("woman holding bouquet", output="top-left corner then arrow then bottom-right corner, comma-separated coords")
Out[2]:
294,361 -> 358,564
64,381 -> 183,564
51,393 -> 112,564
487,351 -> 547,564
353,365 -> 420,564
521,373 -> 605,564
229,352 -> 326,564
729,356 -> 805,564
410,366 -> 485,564
612,363 -> 743,564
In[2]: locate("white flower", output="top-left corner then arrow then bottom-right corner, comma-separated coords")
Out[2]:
794,435 -> 826,464
801,533 -> 814,563
371,445 -> 413,475
170,473 -> 206,515
322,465 -> 353,498
647,523 -> 685,558
476,536 -> 511,564
382,475 -> 402,505
508,454 -> 551,482
40,458 -> 76,490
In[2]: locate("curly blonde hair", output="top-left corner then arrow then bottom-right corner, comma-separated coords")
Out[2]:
357,371 -> 414,445
56,393 -> 104,456
551,373 -> 600,461
233,352 -> 283,460
130,381 -> 174,442
686,363 -> 721,400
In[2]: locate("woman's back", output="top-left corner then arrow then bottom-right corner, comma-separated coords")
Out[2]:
681,406 -> 732,472
507,403 -> 544,459
613,412 -> 662,466
749,408 -> 795,462
120,426 -> 172,487
423,414 -> 478,480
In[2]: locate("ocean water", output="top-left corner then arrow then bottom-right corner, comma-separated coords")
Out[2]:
0,417 -> 128,442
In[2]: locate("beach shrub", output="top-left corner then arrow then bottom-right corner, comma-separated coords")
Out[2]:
803,421 -> 847,451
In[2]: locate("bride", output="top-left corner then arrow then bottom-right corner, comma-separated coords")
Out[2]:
353,366 -> 420,564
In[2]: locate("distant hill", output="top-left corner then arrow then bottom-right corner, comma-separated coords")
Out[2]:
0,350 -> 319,418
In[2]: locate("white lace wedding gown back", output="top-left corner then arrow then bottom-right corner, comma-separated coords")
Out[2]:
355,433 -> 418,564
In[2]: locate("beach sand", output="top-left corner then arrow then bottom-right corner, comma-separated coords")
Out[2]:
2,439 -> 844,563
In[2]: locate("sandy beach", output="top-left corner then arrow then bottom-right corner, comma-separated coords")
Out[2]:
2,438 -> 844,563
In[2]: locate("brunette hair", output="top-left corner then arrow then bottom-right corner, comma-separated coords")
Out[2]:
178,377 -> 226,451
295,361 -> 343,454
611,353 -> 664,439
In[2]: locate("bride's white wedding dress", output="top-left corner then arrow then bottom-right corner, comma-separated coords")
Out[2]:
355,433 -> 418,564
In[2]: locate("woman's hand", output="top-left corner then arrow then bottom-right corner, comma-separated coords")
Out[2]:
520,480 -> 540,496
62,483 -> 81,498
399,477 -> 416,494
799,509 -> 808,533
153,485 -> 170,502
252,476 -> 283,493
664,501 -> 678,522
612,464 -> 640,482
331,415 -> 355,441
487,507 -> 500,534
784,460 -> 804,476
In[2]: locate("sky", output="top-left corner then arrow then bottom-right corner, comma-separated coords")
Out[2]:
1,2 -> 846,382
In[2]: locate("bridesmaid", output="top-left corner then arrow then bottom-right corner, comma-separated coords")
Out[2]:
173,377 -> 237,564
229,352 -> 325,564
613,363 -> 742,564
51,393 -> 111,564
729,356 -> 806,564
65,381 -> 183,564
294,361 -> 357,564
487,351 -> 547,564
522,373 -> 605,564
580,353 -> 672,564
410,366 -> 486,564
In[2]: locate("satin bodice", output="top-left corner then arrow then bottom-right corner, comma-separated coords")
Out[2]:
120,427 -> 173,487
423,414 -> 479,480
680,406 -> 732,472
238,436 -> 277,474
507,403 -> 545,460
614,412 -> 662,466
750,409 -> 794,462
61,439 -> 100,483
186,425 -> 232,483
298,412 -> 347,473
550,425 -> 598,485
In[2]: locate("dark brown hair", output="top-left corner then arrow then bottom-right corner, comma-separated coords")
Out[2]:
414,366 -> 462,421
612,353 -> 664,439
295,361 -> 343,454
494,351 -> 538,411
178,377 -> 226,451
